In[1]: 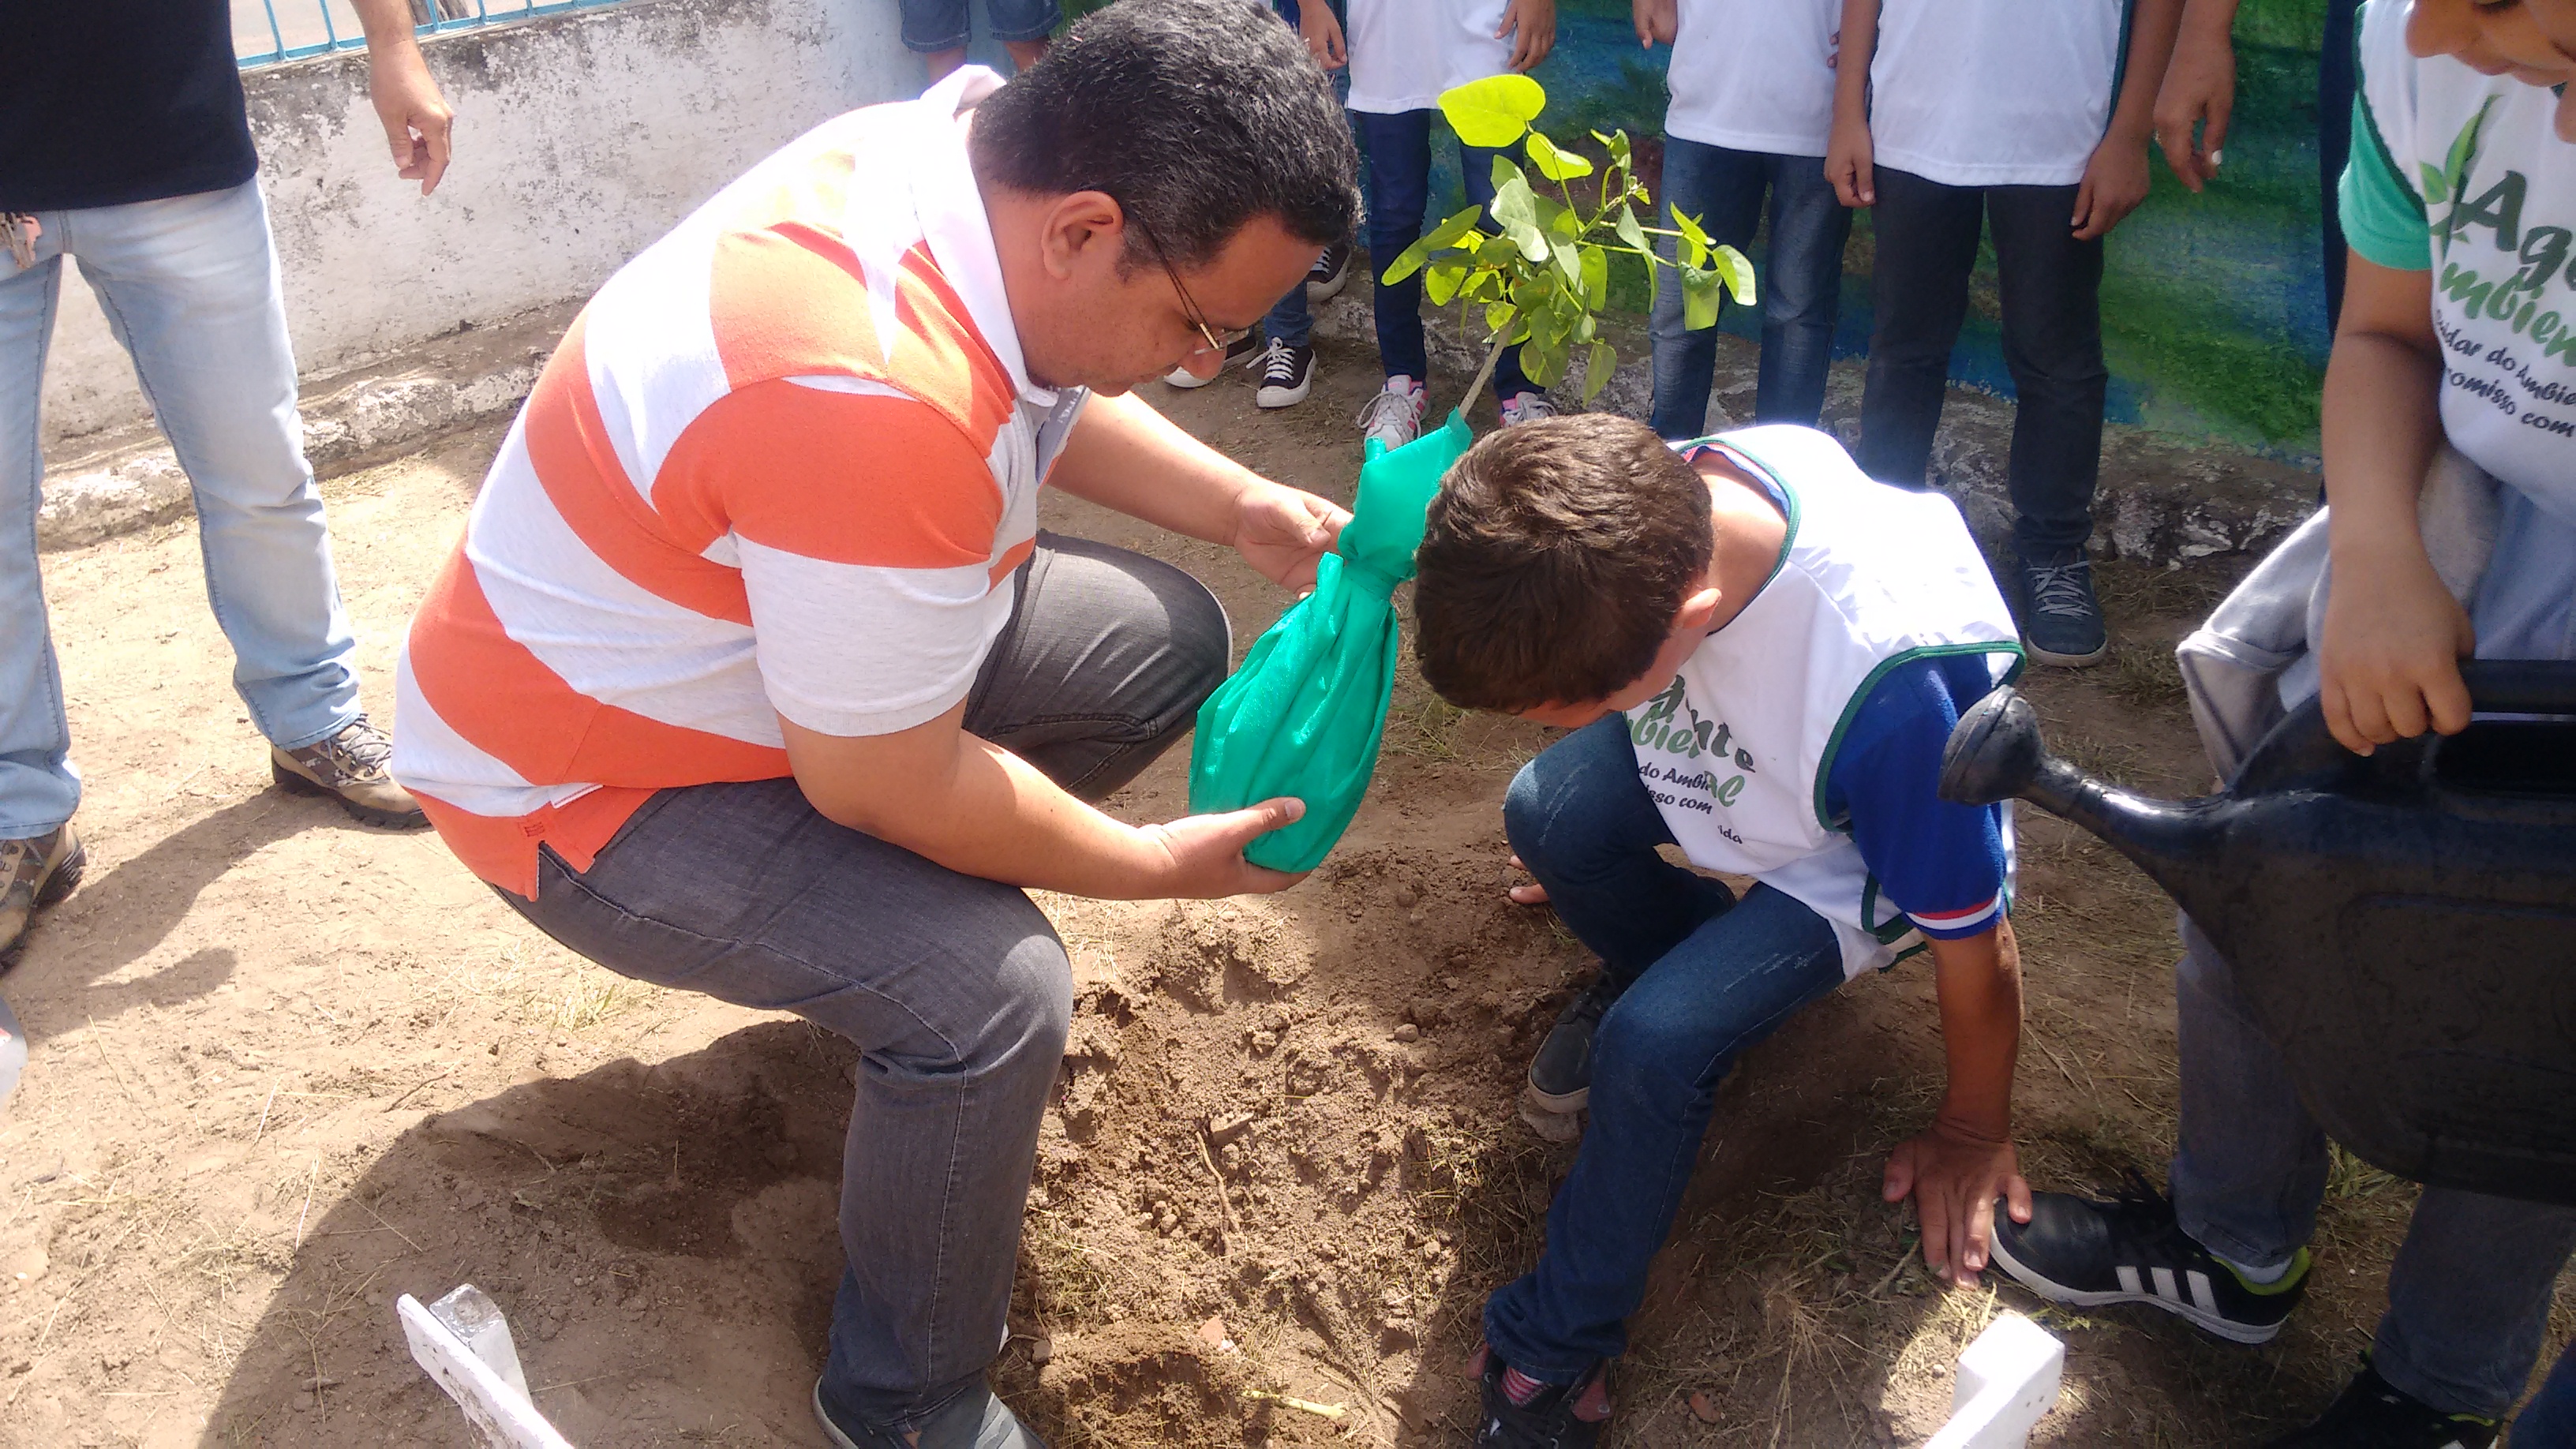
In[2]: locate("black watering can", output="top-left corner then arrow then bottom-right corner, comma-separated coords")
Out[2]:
1939,661 -> 2576,1207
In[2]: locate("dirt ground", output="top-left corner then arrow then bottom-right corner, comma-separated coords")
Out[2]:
4,330 -> 2568,1448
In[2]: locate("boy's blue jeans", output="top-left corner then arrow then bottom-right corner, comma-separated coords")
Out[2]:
1481,716 -> 1846,1379
2,182 -> 361,838
1352,109 -> 1533,399
1648,140 -> 1852,440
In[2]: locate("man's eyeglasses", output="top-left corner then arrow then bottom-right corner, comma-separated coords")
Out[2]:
1128,211 -> 1250,359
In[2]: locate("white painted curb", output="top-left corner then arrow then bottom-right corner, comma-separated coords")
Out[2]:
397,1285 -> 575,1449
1924,1311 -> 2065,1449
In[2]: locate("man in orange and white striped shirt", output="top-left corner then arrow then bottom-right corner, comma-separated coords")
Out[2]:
391,5 -> 1359,1443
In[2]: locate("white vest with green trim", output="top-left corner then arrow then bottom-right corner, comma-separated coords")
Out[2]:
1625,425 -> 2024,979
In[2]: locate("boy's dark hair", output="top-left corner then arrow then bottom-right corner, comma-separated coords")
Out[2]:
968,0 -> 1361,273
1415,413 -> 1714,713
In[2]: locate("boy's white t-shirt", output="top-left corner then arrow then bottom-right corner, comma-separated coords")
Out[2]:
1664,0 -> 1842,158
1868,0 -> 2127,188
1345,0 -> 1512,115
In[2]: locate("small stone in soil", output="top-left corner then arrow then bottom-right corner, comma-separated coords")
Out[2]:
1392,1024 -> 1420,1043
1690,1389 -> 1723,1424
1207,1110 -> 1256,1145
1393,883 -> 1422,908
1196,1314 -> 1228,1347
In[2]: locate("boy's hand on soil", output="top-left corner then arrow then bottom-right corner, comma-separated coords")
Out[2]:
1631,0 -> 1676,47
1826,120 -> 1874,208
1497,0 -> 1557,72
1504,852 -> 1550,906
1882,1123 -> 2030,1290
1232,481 -> 1351,591
2152,18 -> 2235,192
2072,137 -> 2150,240
1140,799 -> 1310,898
2319,548 -> 2476,754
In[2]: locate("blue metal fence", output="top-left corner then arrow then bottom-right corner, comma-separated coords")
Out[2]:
234,0 -> 630,67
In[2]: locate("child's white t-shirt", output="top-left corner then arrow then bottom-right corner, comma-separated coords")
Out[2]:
1345,0 -> 1512,115
1664,0 -> 1842,158
1867,0 -> 2126,188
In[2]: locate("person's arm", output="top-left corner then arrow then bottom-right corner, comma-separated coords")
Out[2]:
1825,0 -> 1880,208
780,705 -> 1304,899
1632,0 -> 1676,48
1299,0 -> 1347,69
1496,0 -> 1556,73
2072,0 -> 2185,239
2153,0 -> 2241,191
1882,920 -> 2031,1289
2318,256 -> 2466,753
349,0 -> 455,195
1049,391 -> 1351,590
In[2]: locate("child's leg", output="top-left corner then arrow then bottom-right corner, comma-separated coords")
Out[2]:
1753,153 -> 1854,429
1460,139 -> 1538,401
1983,185 -> 2106,565
1482,883 -> 1845,1377
1503,716 -> 1737,986
1855,167 -> 1982,486
1353,110 -> 1436,382
1647,139 -> 1768,440
2372,1189 -> 2576,1417
2166,915 -> 2332,1268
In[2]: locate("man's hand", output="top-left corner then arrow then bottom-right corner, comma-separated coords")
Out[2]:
1632,0 -> 1676,48
1498,0 -> 1557,73
2320,544 -> 2476,754
2154,13 -> 2236,192
364,36 -> 455,194
1826,117 -> 1875,208
1140,799 -> 1312,898
1883,1122 -> 2032,1288
2072,134 -> 2151,240
1232,481 -> 1350,590
1299,0 -> 1347,69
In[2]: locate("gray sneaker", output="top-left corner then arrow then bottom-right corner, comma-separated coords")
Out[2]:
271,716 -> 429,829
2015,553 -> 2109,668
814,1379 -> 1046,1449
0,822 -> 84,967
1358,376 -> 1427,452
1499,391 -> 1558,427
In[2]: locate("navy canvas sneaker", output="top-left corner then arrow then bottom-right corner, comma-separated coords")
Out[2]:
2014,551 -> 2109,666
2265,1360 -> 2498,1449
1989,1173 -> 2310,1344
814,1379 -> 1046,1449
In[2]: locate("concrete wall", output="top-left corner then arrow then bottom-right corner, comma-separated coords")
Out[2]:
41,0 -> 915,451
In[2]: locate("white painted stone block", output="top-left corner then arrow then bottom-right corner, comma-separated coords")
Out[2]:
1924,1311 -> 2065,1449
398,1286 -> 575,1449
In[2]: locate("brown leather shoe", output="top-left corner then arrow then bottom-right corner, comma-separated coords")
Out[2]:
271,716 -> 429,829
1,822 -> 84,967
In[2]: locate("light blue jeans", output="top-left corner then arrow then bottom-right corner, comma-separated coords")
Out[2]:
2,182 -> 359,838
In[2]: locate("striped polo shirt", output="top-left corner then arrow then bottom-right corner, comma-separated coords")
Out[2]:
392,67 -> 1083,898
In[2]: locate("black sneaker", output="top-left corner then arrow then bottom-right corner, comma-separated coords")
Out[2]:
1163,332 -> 1260,389
1307,241 -> 1352,302
2014,552 -> 2108,667
2265,1359 -> 2497,1448
1255,338 -> 1316,409
1526,977 -> 1622,1115
1989,1172 -> 2310,1345
1471,1342 -> 1612,1449
814,1378 -> 1046,1449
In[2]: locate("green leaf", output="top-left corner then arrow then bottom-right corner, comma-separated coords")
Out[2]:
1440,74 -> 1547,148
1578,244 -> 1608,311
1601,128 -> 1633,171
1581,340 -> 1616,402
1706,243 -> 1758,306
1383,212 -> 1477,285
1465,269 -> 1507,302
1486,300 -> 1518,337
1491,172 -> 1550,264
1525,130 -> 1594,182
1425,259 -> 1466,307
1613,203 -> 1650,257
1681,264 -> 1725,330
1673,208 -> 1713,269
1552,233 -> 1585,289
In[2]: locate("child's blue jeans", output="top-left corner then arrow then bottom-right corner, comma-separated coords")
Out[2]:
1648,140 -> 1852,439
1351,110 -> 1533,399
2516,1344 -> 2576,1444
1481,715 -> 1846,1379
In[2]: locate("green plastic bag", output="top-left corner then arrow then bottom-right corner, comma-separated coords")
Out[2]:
1188,409 -> 1476,872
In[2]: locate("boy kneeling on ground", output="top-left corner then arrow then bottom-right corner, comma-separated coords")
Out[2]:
1413,414 -> 2032,1445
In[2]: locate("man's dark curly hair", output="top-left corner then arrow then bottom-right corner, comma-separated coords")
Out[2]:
1414,414 -> 1715,713
968,0 -> 1361,272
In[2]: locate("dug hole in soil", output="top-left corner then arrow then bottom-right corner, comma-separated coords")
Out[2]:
3,330 -> 2567,1447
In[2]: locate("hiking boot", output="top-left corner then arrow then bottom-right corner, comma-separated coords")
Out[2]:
1306,241 -> 1352,302
1470,1342 -> 1612,1449
1989,1171 -> 2309,1345
814,1378 -> 1047,1449
0,822 -> 84,967
1255,338 -> 1316,409
271,717 -> 429,829
1358,376 -> 1427,451
1163,332 -> 1260,389
2015,552 -> 2109,667
1499,391 -> 1558,427
2265,1359 -> 2497,1449
1526,978 -> 1621,1114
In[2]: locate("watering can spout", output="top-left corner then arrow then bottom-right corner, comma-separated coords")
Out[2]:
1940,687 -> 2218,900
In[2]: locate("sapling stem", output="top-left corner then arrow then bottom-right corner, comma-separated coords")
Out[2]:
1459,329 -> 1511,417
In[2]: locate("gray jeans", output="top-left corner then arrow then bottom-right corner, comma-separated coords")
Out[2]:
496,534 -> 1229,1430
2170,915 -> 2576,1417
